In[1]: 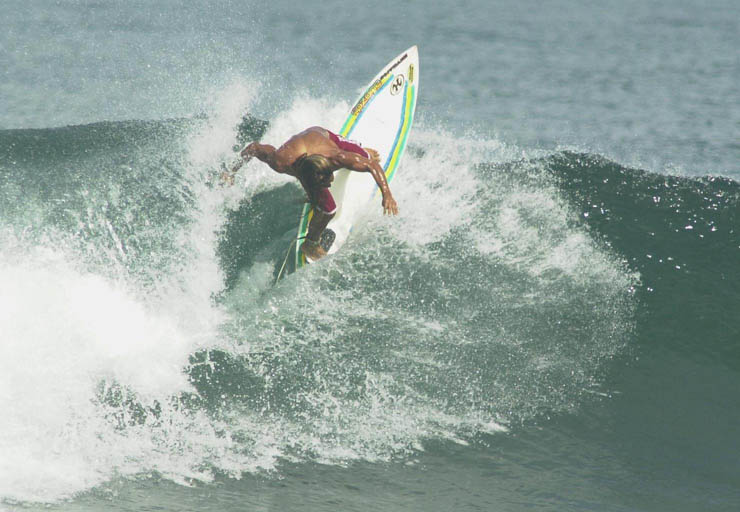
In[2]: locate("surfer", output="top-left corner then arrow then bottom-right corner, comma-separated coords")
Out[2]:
223,126 -> 399,260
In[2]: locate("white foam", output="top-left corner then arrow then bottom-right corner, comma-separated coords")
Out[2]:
189,80 -> 258,170
0,80 -> 260,503
0,242 -> 197,502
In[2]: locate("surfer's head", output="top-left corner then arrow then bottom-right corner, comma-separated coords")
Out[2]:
299,154 -> 334,188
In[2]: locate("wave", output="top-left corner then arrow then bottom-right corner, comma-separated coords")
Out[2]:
3,108 -> 737,503
541,152 -> 740,364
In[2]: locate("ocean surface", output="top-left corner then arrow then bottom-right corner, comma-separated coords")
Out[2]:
1,1 -> 738,511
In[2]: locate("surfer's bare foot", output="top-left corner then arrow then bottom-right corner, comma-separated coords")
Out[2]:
301,240 -> 327,260
366,147 -> 380,164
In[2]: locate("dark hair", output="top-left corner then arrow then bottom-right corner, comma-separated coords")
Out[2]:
299,154 -> 333,186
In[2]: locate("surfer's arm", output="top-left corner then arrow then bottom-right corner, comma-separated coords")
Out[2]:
333,152 -> 399,215
220,142 -> 266,185
221,142 -> 280,186
241,142 -> 279,170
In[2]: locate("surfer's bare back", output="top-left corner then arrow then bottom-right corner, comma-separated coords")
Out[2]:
223,126 -> 399,260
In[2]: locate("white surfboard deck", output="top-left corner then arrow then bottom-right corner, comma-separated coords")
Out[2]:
291,46 -> 419,271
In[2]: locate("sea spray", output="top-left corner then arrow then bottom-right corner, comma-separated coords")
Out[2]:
0,237 -> 197,501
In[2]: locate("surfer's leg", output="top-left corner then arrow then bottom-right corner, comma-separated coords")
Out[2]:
306,208 -> 334,240
302,210 -> 334,259
301,188 -> 336,260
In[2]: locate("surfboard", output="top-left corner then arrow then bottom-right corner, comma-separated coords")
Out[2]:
286,46 -> 419,274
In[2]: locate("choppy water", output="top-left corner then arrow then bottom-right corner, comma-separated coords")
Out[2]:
1,1 -> 739,511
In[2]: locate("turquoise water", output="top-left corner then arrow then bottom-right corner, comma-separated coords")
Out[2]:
1,1 -> 739,511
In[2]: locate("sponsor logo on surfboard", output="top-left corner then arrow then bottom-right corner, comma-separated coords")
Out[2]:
351,53 -> 408,115
390,75 -> 405,96
408,64 -> 415,84
352,79 -> 385,115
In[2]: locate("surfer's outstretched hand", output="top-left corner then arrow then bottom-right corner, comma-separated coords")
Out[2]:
220,160 -> 241,186
382,194 -> 399,215
220,146 -> 257,187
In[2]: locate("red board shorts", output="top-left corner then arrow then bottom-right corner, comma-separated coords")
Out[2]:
327,130 -> 370,159
311,187 -> 337,215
